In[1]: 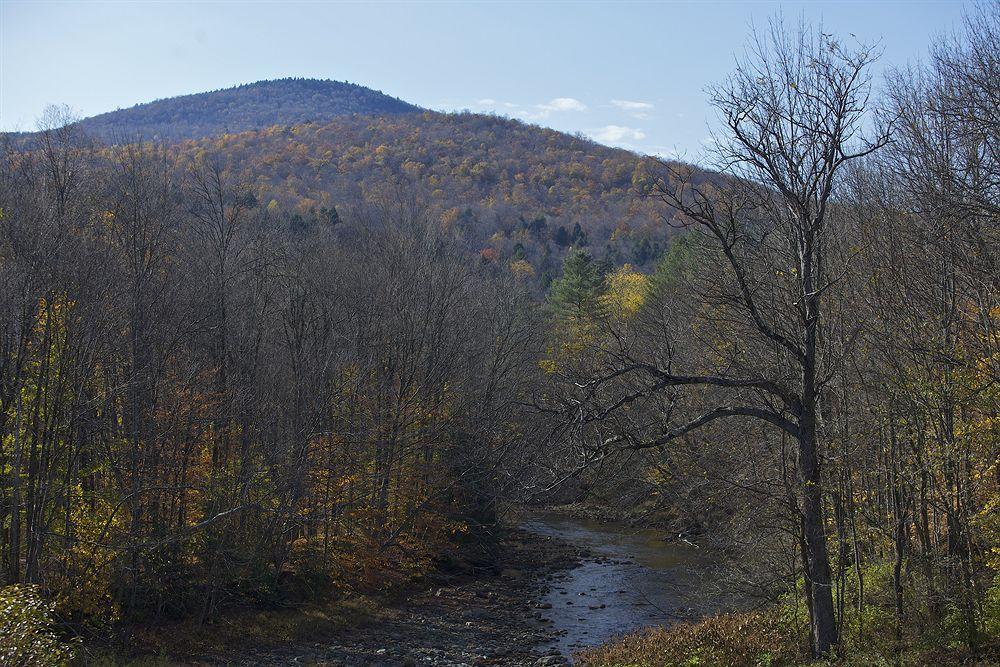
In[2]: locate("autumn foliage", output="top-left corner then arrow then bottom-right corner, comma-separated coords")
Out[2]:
0,131 -> 537,648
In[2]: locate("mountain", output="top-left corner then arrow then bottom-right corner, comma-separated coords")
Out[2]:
9,79 -> 701,280
65,78 -> 421,142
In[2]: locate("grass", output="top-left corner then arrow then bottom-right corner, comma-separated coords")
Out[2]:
575,605 -> 1000,667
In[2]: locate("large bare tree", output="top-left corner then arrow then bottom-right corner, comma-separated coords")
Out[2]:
546,21 -> 889,657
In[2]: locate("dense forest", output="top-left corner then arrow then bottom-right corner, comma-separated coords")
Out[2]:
12,98 -> 689,291
2,7 -> 999,667
165,111 -> 684,286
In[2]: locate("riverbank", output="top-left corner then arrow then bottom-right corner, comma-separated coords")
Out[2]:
107,526 -> 583,666
92,510 -> 733,665
578,600 -> 1000,666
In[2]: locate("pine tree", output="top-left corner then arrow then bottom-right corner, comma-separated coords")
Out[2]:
547,249 -> 603,323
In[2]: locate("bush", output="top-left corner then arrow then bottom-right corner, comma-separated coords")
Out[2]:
985,576 -> 1000,639
0,585 -> 78,667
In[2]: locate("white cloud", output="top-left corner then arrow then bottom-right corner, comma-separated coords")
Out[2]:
590,125 -> 646,144
501,97 -> 588,122
611,99 -> 654,119
454,99 -> 524,118
611,99 -> 653,111
510,109 -> 546,122
449,96 -> 586,122
538,97 -> 587,113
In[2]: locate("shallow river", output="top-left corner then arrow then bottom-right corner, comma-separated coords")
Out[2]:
522,512 -> 716,659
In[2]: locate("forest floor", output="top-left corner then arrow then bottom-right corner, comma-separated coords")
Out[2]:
174,527 -> 585,667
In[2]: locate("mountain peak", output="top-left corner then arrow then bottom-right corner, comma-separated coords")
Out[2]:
71,78 -> 421,143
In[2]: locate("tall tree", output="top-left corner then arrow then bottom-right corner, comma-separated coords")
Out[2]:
547,249 -> 603,325
546,20 -> 889,657
652,23 -> 888,655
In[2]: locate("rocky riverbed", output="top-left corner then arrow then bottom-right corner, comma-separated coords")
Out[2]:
198,527 -> 585,666
192,511 -> 720,666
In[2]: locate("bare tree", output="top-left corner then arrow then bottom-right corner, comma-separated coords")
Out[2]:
544,20 -> 889,657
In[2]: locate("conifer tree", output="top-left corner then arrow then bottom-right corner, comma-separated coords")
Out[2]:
547,248 -> 603,324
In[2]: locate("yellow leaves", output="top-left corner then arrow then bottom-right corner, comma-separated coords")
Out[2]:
509,259 -> 535,277
401,159 -> 424,179
94,209 -> 116,233
630,160 -> 655,195
610,220 -> 631,242
538,358 -> 558,374
601,264 -> 650,320
52,491 -> 124,621
469,161 -> 490,181
439,207 -> 460,233
974,495 -> 1000,570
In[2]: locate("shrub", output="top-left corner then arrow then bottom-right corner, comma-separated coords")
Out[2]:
0,585 -> 78,667
985,575 -> 1000,639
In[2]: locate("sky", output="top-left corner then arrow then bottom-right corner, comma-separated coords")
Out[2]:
0,1 -> 971,163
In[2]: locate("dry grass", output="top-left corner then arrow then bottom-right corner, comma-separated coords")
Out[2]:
577,609 -> 805,667
576,607 -> 1000,667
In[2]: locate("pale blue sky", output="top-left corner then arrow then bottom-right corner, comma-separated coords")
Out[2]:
1,1 -> 969,161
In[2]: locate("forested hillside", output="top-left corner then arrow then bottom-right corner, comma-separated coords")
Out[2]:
0,132 -> 543,653
168,111 -> 683,285
0,90 -> 685,655
11,89 -> 687,288
17,79 -> 420,142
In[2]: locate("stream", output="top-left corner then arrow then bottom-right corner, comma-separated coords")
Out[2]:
523,512 -> 718,659
206,512 -> 721,666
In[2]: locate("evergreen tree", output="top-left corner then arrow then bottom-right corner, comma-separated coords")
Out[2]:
651,233 -> 697,294
632,237 -> 653,265
547,248 -> 603,323
553,225 -> 571,247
